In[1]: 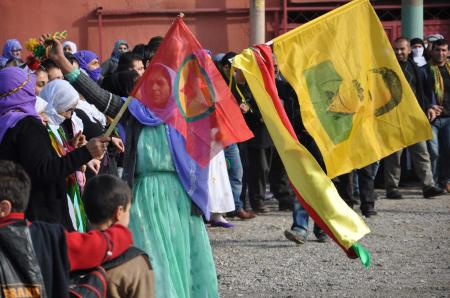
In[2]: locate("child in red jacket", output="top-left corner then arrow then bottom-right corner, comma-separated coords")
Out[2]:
0,160 -> 132,297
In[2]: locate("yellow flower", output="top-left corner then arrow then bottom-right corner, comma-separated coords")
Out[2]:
25,38 -> 39,51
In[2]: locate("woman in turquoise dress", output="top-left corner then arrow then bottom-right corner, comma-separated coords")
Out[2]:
50,43 -> 219,298
130,124 -> 218,298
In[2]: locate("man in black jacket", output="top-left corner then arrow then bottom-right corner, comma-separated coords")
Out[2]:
383,37 -> 444,199
425,38 -> 450,193
231,68 -> 274,213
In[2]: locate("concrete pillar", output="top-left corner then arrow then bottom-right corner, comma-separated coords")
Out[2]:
250,0 -> 265,45
401,0 -> 423,39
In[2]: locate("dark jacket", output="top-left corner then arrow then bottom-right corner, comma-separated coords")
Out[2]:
0,214 -> 133,297
30,221 -> 71,298
399,59 -> 431,113
71,72 -> 139,189
0,117 -> 92,230
424,63 -> 450,117
230,81 -> 273,149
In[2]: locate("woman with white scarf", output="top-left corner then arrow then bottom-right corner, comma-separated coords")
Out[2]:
40,80 -> 95,231
40,79 -> 84,136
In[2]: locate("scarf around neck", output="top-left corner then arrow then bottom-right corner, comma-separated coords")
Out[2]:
430,61 -> 450,105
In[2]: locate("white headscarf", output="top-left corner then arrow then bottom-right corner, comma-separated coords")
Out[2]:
34,96 -> 48,114
76,99 -> 106,126
40,80 -> 83,133
62,41 -> 78,54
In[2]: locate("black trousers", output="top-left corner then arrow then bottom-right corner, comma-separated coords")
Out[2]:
247,147 -> 273,210
356,163 -> 377,211
334,163 -> 377,211
268,150 -> 294,207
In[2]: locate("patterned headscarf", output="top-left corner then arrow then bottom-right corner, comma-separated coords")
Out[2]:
430,61 -> 450,105
0,67 -> 39,142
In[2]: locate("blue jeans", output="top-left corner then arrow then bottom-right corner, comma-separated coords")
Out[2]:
224,143 -> 244,211
291,200 -> 321,236
427,117 -> 450,186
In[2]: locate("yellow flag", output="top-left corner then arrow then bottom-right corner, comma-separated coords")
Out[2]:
273,0 -> 432,178
233,46 -> 370,264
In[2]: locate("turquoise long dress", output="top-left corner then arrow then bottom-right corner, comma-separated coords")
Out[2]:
129,125 -> 219,298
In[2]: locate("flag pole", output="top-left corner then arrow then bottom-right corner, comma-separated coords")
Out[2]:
103,96 -> 132,137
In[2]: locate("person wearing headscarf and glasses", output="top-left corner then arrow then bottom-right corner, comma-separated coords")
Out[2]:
0,39 -> 22,68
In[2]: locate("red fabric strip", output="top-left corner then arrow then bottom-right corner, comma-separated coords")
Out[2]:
251,44 -> 357,258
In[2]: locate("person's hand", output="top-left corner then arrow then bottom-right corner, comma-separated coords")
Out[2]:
240,103 -> 250,114
427,108 -> 437,122
431,104 -> 443,116
87,159 -> 101,175
86,136 -> 110,160
70,131 -> 87,148
111,137 -> 125,153
40,34 -> 65,63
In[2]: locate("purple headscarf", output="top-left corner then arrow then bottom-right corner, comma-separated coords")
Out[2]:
0,67 -> 40,143
0,39 -> 22,68
74,50 -> 102,82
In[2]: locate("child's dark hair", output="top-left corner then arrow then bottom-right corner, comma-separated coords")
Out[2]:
82,174 -> 132,225
64,52 -> 79,66
40,59 -> 59,71
117,52 -> 143,72
0,160 -> 31,212
132,44 -> 152,68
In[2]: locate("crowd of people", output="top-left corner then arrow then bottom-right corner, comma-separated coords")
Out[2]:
0,31 -> 449,297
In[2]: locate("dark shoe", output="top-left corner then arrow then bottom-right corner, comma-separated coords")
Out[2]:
278,201 -> 294,211
351,195 -> 360,205
361,209 -> 378,218
253,206 -> 268,213
284,229 -> 307,245
210,220 -> 234,228
235,209 -> 256,220
423,186 -> 445,198
314,230 -> 328,243
386,190 -> 403,199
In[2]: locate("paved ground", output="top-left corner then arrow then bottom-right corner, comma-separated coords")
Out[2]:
208,188 -> 450,298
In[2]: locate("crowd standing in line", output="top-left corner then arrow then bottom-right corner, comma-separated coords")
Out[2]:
0,32 -> 448,297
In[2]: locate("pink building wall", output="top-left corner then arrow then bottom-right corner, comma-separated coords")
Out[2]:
0,0 -> 278,61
